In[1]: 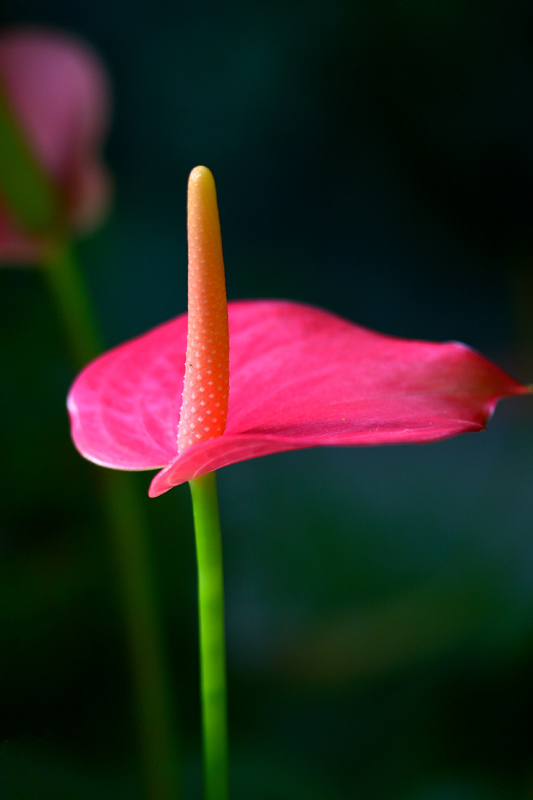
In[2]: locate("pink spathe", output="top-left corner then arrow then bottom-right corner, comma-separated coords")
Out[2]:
67,299 -> 529,497
0,27 -> 111,261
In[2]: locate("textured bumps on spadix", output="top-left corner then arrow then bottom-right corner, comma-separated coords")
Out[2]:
177,167 -> 229,453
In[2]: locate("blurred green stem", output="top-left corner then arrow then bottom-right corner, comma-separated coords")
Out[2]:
189,472 -> 229,800
42,241 -> 183,800
103,471 -> 182,800
0,84 -> 61,233
42,241 -> 104,365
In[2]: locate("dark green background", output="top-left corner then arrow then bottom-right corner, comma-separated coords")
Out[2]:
1,1 -> 532,798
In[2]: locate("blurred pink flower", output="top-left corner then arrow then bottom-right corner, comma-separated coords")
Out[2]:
0,26 -> 111,262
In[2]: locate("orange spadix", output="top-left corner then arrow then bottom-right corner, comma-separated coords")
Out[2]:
177,166 -> 230,453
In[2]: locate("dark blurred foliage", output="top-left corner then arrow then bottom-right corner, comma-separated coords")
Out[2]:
0,0 -> 532,798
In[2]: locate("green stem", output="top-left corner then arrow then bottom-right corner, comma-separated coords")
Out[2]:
42,241 -> 183,800
189,472 -> 229,800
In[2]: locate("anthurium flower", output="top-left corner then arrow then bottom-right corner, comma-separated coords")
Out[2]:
0,26 -> 111,262
68,167 -> 530,498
